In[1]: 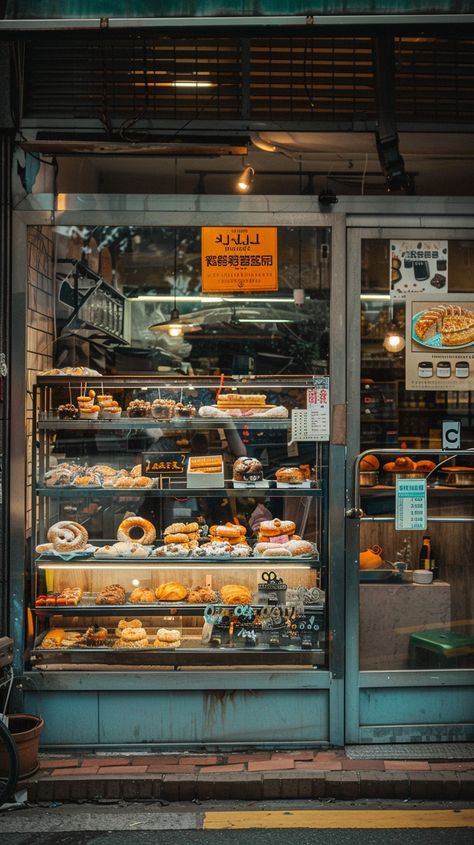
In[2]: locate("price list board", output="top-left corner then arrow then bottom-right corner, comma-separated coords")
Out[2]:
395,477 -> 428,531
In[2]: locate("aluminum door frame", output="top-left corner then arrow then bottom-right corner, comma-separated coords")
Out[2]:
345,224 -> 474,744
10,195 -> 347,747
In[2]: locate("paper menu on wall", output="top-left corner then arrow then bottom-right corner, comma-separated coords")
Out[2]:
290,378 -> 330,442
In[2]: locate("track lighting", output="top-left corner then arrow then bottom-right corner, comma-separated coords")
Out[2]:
237,166 -> 254,192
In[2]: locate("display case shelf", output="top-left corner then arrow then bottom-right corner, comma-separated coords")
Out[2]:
36,557 -> 320,569
39,416 -> 292,431
36,485 -> 323,498
33,602 -> 325,616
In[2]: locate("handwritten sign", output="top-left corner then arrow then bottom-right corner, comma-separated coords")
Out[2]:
395,477 -> 427,531
142,452 -> 186,477
201,226 -> 278,292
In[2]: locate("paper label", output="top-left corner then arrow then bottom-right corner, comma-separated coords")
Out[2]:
395,477 -> 427,531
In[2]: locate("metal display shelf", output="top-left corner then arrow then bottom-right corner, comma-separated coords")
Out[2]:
39,416 -> 292,430
36,485 -> 322,498
33,601 -> 325,616
36,556 -> 320,568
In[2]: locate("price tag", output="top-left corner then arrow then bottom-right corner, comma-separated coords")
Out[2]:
395,478 -> 427,531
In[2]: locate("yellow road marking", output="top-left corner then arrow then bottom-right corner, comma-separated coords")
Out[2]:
203,809 -> 474,829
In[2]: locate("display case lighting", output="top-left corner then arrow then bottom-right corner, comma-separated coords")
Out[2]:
37,562 -> 313,571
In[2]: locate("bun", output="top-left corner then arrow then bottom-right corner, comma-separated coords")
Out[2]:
220,584 -> 252,605
415,460 -> 436,473
129,588 -> 155,604
360,455 -> 380,471
259,519 -> 296,538
383,461 -> 396,472
394,456 -> 416,471
233,457 -> 263,481
275,467 -> 305,484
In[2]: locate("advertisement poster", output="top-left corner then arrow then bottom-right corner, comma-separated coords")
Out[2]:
405,293 -> 474,390
201,226 -> 278,292
390,239 -> 448,299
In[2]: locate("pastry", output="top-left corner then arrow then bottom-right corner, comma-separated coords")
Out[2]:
394,456 -> 416,472
175,402 -> 195,417
55,587 -> 82,606
199,541 -> 233,557
151,398 -> 176,419
164,533 -> 189,545
131,476 -> 155,489
130,587 -> 155,604
95,584 -> 126,605
233,457 -> 263,481
36,542 -> 54,553
230,543 -> 252,557
360,454 -> 380,471
79,405 -> 100,421
153,638 -> 180,648
130,464 -> 143,478
415,460 -> 437,473
414,304 -> 474,345
285,539 -> 314,556
120,626 -> 148,641
82,625 -> 108,645
209,522 -> 246,540
220,584 -> 252,605
155,582 -> 188,601
259,519 -> 296,538
42,628 -> 65,648
275,467 -> 305,484
127,399 -> 151,417
91,464 -> 117,478
155,628 -> 181,643
114,637 -> 148,649
73,472 -> 103,487
115,618 -> 143,636
217,393 -> 266,407
187,586 -> 217,603
47,521 -> 88,552
96,394 -> 113,407
154,543 -> 190,557
57,403 -> 78,420
44,469 -> 73,487
261,546 -> 293,557
100,405 -> 122,419
117,517 -> 156,545
188,456 -> 222,473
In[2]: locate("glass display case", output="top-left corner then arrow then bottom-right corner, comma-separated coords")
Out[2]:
31,376 -> 327,669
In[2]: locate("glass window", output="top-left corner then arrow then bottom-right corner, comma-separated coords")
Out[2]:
359,237 -> 474,671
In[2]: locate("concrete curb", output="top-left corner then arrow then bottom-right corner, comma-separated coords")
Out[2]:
25,769 -> 474,803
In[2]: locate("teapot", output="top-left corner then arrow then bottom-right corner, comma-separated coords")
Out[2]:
359,545 -> 383,570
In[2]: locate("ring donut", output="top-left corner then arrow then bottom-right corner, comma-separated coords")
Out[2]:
47,521 -> 88,552
117,517 -> 156,545
120,626 -> 148,642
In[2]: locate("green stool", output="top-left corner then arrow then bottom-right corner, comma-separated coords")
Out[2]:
409,629 -> 474,669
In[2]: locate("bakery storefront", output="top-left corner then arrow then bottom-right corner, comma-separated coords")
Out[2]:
7,199 -> 473,748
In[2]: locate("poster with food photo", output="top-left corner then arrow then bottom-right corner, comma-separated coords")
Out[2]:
405,293 -> 474,390
390,240 -> 448,300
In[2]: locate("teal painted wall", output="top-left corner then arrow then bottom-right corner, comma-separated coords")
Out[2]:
3,1 -> 472,19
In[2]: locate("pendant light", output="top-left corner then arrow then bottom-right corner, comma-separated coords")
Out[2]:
149,231 -> 201,336
383,325 -> 405,353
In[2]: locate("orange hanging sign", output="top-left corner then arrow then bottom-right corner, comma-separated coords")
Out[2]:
201,226 -> 278,292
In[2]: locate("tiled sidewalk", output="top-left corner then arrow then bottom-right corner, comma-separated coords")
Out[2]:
26,749 -> 474,802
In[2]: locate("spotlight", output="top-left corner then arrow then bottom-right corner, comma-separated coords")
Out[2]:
237,166 -> 254,192
383,326 -> 405,353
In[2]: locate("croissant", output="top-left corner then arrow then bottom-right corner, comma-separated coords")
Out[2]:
220,584 -> 252,605
155,581 -> 188,602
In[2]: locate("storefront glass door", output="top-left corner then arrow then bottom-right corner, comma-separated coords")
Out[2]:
346,226 -> 474,743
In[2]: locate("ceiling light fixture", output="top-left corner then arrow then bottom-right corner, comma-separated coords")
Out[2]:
237,166 -> 255,192
149,232 -> 201,336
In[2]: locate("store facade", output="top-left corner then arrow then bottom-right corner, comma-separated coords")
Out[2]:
3,193 -> 472,748
1,6 -> 474,748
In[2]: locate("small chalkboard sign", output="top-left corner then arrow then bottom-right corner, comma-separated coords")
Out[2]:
142,452 -> 186,478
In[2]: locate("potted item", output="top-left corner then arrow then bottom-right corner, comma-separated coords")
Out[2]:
0,714 -> 44,779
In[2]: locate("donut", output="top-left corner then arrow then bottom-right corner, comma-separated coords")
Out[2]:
47,521 -> 88,552
156,628 -> 181,643
164,523 -> 186,535
115,618 -> 142,635
117,517 -> 156,545
164,533 -> 189,545
210,523 -> 245,539
183,522 -> 199,534
114,637 -> 149,649
259,519 -> 296,537
120,626 -> 148,641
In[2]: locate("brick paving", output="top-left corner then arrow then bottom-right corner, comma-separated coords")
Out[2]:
26,749 -> 474,803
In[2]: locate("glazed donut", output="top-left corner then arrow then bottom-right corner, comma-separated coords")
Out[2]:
117,517 -> 156,545
259,519 -> 296,537
47,521 -> 88,552
164,533 -> 189,545
120,626 -> 148,641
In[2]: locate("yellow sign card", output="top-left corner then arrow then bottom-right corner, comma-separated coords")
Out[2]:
201,226 -> 278,292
